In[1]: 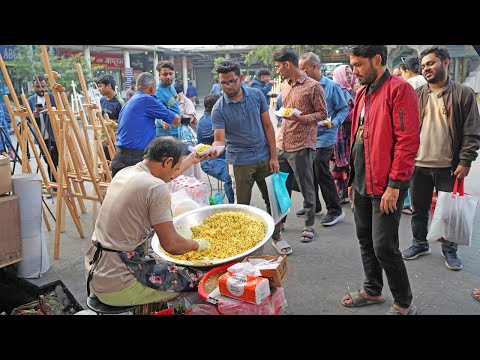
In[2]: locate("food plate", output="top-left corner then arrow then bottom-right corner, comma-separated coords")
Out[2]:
274,107 -> 302,117
188,144 -> 225,156
151,204 -> 275,268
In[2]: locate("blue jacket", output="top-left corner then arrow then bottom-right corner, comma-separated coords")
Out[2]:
27,92 -> 57,142
316,76 -> 349,148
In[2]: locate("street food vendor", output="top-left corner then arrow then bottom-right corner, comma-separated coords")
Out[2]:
85,136 -> 215,307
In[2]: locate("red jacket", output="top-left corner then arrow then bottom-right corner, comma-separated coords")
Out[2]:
350,73 -> 420,196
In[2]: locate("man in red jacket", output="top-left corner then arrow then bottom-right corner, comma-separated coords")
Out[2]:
340,45 -> 420,315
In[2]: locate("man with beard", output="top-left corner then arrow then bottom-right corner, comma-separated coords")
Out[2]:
210,60 -> 288,254
402,46 -> 480,271
27,75 -> 58,183
340,45 -> 420,315
155,61 -> 181,138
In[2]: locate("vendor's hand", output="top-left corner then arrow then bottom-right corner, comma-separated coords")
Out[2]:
162,121 -> 171,131
8,150 -> 15,160
101,138 -> 109,147
194,238 -> 211,252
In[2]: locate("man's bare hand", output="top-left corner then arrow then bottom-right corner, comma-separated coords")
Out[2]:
171,114 -> 181,128
380,186 -> 399,214
269,158 -> 280,173
453,164 -> 470,179
162,121 -> 171,131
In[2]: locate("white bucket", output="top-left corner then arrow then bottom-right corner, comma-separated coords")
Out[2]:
12,174 -> 50,278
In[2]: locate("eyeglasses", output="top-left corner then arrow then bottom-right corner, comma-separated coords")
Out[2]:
220,78 -> 239,87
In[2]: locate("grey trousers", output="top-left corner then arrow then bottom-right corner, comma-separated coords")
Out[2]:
277,148 -> 316,227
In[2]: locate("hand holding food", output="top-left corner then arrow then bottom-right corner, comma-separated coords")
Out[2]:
196,144 -> 212,153
281,107 -> 294,117
194,238 -> 211,252
319,118 -> 333,128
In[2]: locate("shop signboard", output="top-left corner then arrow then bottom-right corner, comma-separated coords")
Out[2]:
57,49 -> 124,69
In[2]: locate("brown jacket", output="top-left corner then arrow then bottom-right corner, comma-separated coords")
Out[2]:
417,78 -> 480,169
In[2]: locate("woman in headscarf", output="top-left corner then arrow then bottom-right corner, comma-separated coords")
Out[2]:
331,65 -> 356,204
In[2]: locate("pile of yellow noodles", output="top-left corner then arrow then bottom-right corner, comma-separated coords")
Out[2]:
196,144 -> 212,153
281,107 -> 294,117
166,211 -> 265,262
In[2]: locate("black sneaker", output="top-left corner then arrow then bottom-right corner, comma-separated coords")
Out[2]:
441,251 -> 463,271
321,211 -> 345,226
296,208 -> 323,217
402,245 -> 431,260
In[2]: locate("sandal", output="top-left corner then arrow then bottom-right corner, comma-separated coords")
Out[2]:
300,226 -> 315,243
386,305 -> 417,315
271,240 -> 292,255
340,289 -> 386,307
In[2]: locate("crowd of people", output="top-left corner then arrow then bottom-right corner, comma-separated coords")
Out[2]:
83,45 -> 480,314
9,45 -> 473,314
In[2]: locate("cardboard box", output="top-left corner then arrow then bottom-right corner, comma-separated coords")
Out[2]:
242,255 -> 288,288
0,195 -> 22,268
0,154 -> 12,195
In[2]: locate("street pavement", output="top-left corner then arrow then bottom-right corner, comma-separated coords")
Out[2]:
8,104 -> 480,315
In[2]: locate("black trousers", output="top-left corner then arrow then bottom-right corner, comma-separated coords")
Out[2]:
353,189 -> 412,308
313,145 -> 342,215
111,146 -> 144,178
40,140 -> 58,183
410,166 -> 458,253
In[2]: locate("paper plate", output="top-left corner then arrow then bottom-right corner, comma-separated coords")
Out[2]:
274,107 -> 302,117
188,145 -> 225,156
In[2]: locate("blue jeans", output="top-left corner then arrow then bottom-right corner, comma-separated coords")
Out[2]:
201,158 -> 235,203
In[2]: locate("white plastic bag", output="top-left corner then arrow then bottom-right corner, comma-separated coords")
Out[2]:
265,174 -> 290,224
426,179 -> 479,246
170,188 -> 201,218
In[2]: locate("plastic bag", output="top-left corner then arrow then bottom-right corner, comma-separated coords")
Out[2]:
170,188 -> 201,217
272,172 -> 292,214
265,173 -> 290,224
211,191 -> 225,205
426,179 -> 479,246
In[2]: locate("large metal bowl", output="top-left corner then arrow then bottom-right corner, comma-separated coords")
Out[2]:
151,204 -> 275,268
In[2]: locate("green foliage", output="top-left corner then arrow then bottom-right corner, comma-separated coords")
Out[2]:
211,56 -> 226,79
243,45 -> 345,66
10,45 -> 102,95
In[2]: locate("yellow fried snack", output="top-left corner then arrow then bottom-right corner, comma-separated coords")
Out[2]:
323,118 -> 332,128
196,144 -> 212,153
281,107 -> 294,117
165,211 -> 266,262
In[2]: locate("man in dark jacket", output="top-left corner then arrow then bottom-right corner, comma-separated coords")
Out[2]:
341,45 -> 420,315
27,75 -> 57,182
248,68 -> 275,101
402,46 -> 480,271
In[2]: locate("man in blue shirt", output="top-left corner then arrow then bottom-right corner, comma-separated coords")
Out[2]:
186,81 -> 197,106
112,72 -> 181,177
211,60 -> 289,255
298,52 -> 349,226
197,94 -> 234,203
155,61 -> 181,138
